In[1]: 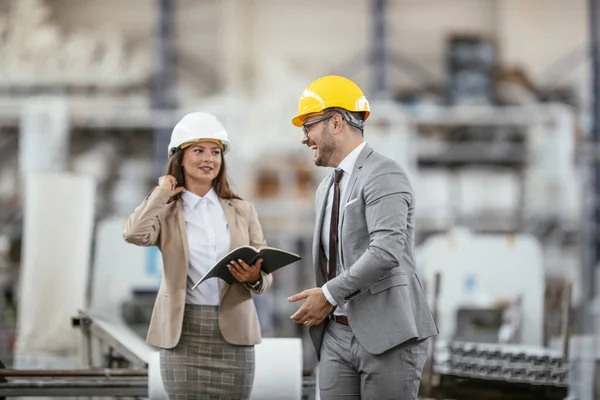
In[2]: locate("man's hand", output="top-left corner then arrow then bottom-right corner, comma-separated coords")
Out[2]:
229,258 -> 262,283
288,288 -> 334,326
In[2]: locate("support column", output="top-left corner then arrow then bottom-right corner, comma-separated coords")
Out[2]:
154,0 -> 177,176
585,0 -> 600,333
371,0 -> 390,100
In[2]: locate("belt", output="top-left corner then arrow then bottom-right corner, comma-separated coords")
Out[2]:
332,315 -> 349,326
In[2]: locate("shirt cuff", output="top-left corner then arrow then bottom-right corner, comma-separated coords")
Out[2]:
321,284 -> 337,306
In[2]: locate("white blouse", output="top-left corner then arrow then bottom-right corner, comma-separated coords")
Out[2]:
181,188 -> 231,305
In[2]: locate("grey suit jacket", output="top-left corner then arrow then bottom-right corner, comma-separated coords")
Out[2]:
309,144 -> 438,357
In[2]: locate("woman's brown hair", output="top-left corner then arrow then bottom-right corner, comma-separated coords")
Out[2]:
166,147 -> 242,200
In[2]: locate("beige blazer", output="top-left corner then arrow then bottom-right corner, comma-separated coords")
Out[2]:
122,187 -> 273,349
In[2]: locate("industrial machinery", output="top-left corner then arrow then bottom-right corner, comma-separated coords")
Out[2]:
421,272 -> 572,400
0,310 -> 304,399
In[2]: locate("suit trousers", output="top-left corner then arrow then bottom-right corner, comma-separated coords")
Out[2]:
319,320 -> 429,400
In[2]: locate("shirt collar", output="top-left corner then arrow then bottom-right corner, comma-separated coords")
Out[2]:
181,188 -> 220,208
204,188 -> 220,205
337,141 -> 367,175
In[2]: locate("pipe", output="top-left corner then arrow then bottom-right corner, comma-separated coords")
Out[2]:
0,369 -> 147,378
0,380 -> 147,397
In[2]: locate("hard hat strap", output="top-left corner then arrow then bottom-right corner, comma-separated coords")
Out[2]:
328,108 -> 365,131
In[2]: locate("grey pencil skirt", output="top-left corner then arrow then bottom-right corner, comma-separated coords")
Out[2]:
159,304 -> 255,400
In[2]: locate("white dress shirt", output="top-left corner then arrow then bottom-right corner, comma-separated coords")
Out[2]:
182,188 -> 231,305
321,141 -> 367,316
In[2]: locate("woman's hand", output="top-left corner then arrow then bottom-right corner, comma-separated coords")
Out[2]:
158,175 -> 185,197
229,258 -> 263,284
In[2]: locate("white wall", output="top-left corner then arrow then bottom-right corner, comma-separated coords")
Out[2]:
52,0 -> 155,43
238,0 -> 499,95
497,0 -> 588,101
386,0 -> 497,87
498,0 -> 588,75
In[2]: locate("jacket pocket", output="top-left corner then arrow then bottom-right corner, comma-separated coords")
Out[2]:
370,274 -> 409,294
343,199 -> 363,215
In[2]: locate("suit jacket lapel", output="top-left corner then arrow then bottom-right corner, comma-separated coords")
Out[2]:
175,199 -> 189,272
219,198 -> 241,298
220,198 -> 239,252
338,145 -> 373,268
340,144 -> 373,229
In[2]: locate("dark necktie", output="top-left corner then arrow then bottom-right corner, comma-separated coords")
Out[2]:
328,169 -> 344,281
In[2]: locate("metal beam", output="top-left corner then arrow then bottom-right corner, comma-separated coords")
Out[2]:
0,369 -> 147,378
72,311 -> 152,369
583,0 -> 600,333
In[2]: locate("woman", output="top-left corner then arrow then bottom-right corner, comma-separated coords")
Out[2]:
123,112 -> 272,399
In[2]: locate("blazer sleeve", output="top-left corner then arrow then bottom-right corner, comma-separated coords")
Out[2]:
245,202 -> 273,294
123,187 -> 172,247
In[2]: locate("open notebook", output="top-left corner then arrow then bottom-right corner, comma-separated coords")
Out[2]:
192,246 -> 301,289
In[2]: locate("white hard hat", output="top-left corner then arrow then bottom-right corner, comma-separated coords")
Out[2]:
168,112 -> 231,156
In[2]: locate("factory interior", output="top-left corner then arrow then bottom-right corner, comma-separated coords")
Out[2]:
0,0 -> 598,398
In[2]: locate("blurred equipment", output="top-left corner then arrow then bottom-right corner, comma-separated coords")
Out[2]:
422,273 -> 571,400
111,158 -> 156,216
452,280 -> 524,345
446,35 -> 496,105
435,341 -> 568,386
495,67 -> 540,106
0,236 -> 15,367
90,217 -> 161,329
453,306 -> 506,344
0,0 -> 152,88
19,97 -> 69,175
418,228 -> 544,346
0,311 -> 304,398
430,341 -> 569,400
409,103 -> 578,229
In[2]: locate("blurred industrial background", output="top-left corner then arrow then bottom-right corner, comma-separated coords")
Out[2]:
0,0 -> 598,398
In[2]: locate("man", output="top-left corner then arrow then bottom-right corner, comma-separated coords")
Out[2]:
288,75 -> 438,399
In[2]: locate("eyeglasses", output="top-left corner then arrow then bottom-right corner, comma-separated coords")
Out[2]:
301,115 -> 333,138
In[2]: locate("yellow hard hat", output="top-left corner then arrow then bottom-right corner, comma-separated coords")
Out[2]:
291,75 -> 371,127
